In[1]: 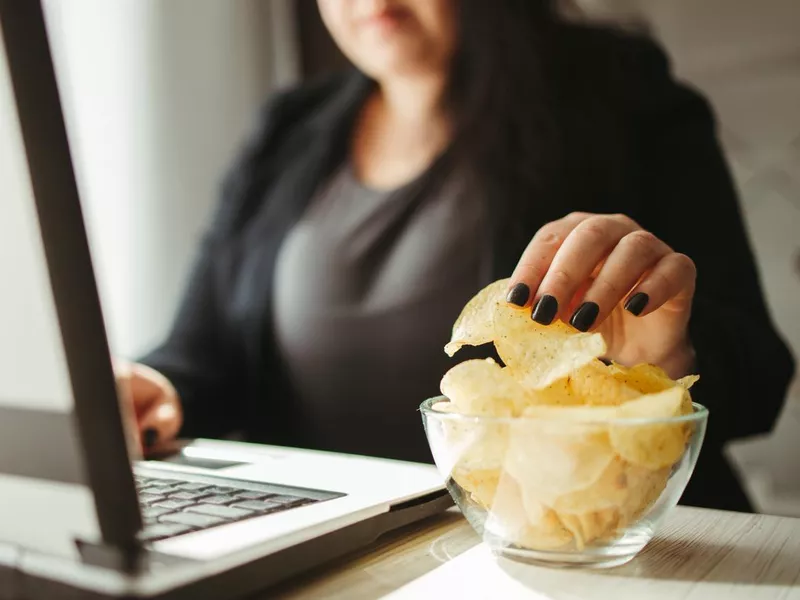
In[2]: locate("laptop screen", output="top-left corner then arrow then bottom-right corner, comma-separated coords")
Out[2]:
0,1 -> 140,560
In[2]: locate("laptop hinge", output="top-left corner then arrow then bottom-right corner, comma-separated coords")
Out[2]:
74,539 -> 146,574
0,542 -> 23,600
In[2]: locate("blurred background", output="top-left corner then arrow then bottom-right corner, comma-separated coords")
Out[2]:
27,0 -> 800,514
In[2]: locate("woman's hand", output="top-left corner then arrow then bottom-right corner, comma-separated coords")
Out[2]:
114,360 -> 183,456
507,213 -> 697,378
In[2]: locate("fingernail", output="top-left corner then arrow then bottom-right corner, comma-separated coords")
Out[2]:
143,428 -> 158,449
506,283 -> 530,307
531,295 -> 558,325
624,292 -> 649,316
570,302 -> 599,332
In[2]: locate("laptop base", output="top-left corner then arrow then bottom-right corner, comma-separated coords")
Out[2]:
2,491 -> 453,600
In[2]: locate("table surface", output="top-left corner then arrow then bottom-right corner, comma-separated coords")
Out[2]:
265,506 -> 800,600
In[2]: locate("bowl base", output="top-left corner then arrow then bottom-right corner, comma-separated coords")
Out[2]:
488,528 -> 652,570
492,546 -> 638,569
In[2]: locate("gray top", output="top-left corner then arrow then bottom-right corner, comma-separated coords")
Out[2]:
273,161 -> 486,461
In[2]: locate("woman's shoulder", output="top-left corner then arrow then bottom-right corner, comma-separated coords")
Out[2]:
551,21 -> 715,123
250,70 -> 360,139
210,70 -> 365,238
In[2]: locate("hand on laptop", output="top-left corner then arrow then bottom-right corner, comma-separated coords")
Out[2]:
114,360 -> 183,456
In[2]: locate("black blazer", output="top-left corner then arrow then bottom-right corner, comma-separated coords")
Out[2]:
142,25 -> 794,512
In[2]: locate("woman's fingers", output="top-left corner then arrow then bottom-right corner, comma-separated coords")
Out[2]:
624,253 -> 697,318
574,230 -> 672,330
138,399 -> 182,451
113,360 -> 182,454
532,215 -> 639,325
506,212 -> 592,308
113,360 -> 144,457
509,213 -> 693,331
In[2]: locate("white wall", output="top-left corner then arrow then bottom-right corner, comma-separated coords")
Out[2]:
43,0 -> 298,358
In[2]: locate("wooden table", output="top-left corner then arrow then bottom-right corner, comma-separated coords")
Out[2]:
265,506 -> 800,599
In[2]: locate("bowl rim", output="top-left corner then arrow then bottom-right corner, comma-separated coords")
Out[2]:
420,395 -> 709,425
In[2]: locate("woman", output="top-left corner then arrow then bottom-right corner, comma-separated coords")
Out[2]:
120,0 -> 794,513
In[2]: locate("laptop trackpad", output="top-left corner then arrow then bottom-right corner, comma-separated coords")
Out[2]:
155,453 -> 248,470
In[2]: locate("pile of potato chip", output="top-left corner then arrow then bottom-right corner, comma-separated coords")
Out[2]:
433,279 -> 699,551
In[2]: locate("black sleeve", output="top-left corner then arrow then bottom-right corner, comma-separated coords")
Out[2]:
137,88 -> 304,438
626,39 -> 795,443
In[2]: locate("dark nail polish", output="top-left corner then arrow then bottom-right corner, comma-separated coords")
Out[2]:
625,292 -> 649,316
570,302 -> 599,332
506,283 -> 530,307
143,428 -> 158,449
531,295 -> 558,325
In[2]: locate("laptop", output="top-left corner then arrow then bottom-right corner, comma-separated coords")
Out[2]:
0,3 -> 450,598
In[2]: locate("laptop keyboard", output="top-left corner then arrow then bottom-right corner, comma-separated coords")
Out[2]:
135,475 -> 319,542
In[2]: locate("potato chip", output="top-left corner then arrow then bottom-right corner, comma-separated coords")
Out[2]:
484,473 -> 572,550
505,417 -> 614,504
427,402 -> 509,474
609,387 -> 687,469
452,467 -> 501,509
444,421 -> 510,473
677,374 -> 700,391
619,464 -> 671,524
553,456 -> 629,514
558,508 -> 620,550
440,358 -> 533,417
529,376 -> 585,406
610,362 -> 698,420
607,362 -> 674,394
444,279 -> 510,357
493,304 -> 606,390
566,361 -> 640,407
677,374 -> 700,417
520,403 -> 618,422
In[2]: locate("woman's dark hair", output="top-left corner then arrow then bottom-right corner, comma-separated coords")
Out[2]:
447,1 -> 566,247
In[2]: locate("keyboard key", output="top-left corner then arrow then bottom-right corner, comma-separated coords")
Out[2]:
186,504 -> 253,520
160,512 -> 226,528
153,499 -> 195,511
205,486 -> 237,495
235,491 -> 272,500
137,481 -> 161,490
138,523 -> 193,542
269,495 -> 311,508
142,506 -> 174,519
144,478 -> 179,486
230,500 -> 281,513
139,492 -> 166,503
176,482 -> 212,492
148,485 -> 184,495
201,495 -> 238,505
169,491 -> 212,501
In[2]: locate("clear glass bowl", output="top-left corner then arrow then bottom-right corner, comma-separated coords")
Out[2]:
421,396 -> 708,569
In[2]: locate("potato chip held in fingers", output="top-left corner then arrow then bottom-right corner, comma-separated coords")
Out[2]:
445,279 -> 510,357
493,303 -> 607,390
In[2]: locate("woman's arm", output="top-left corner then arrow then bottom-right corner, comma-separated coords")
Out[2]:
137,231 -> 244,439
136,84 -> 319,438
629,39 -> 795,442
